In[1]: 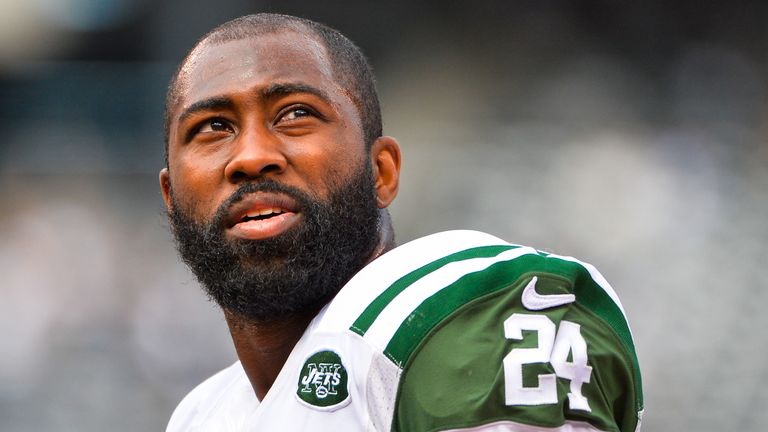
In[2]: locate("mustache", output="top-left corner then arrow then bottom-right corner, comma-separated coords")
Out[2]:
209,179 -> 317,230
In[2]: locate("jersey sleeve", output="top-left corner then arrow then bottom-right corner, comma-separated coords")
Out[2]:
387,251 -> 643,432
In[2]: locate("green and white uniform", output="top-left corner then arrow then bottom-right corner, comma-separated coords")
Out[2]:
167,230 -> 643,432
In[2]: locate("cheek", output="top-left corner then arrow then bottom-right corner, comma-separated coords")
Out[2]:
289,142 -> 359,196
169,156 -> 226,220
324,124 -> 367,173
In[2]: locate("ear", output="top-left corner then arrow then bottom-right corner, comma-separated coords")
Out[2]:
159,168 -> 173,212
370,136 -> 401,209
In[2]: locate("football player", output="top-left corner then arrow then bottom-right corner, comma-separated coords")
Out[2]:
160,13 -> 643,432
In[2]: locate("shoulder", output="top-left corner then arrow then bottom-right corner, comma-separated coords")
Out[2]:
166,362 -> 256,432
326,230 -> 642,432
317,230 -> 514,333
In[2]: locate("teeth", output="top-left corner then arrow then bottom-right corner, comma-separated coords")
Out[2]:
245,208 -> 284,218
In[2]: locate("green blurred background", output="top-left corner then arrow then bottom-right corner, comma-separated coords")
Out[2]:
1,1 -> 767,430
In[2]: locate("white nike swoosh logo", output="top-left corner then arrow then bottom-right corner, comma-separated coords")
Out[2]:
521,276 -> 576,310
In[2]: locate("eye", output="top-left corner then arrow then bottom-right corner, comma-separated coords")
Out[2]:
197,118 -> 234,134
278,106 -> 314,123
184,117 -> 236,143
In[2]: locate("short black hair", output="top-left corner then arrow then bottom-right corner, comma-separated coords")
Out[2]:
163,13 -> 382,166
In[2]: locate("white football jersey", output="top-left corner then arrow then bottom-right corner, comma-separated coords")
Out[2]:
167,230 -> 643,432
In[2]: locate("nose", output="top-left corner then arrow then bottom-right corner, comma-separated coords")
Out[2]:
223,125 -> 287,183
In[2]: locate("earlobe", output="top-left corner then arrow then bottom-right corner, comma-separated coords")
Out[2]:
159,168 -> 173,212
370,136 -> 401,209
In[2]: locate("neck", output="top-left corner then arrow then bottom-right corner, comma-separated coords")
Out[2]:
226,215 -> 396,400
224,309 -> 317,400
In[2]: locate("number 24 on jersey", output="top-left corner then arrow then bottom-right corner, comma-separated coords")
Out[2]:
503,313 -> 593,412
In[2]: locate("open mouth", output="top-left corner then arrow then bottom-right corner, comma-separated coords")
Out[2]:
225,193 -> 301,240
241,207 -> 287,223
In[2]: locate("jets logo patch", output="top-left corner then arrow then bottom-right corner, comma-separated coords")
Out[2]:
296,350 -> 350,411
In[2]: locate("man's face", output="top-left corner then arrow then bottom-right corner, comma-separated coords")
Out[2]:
166,31 -> 368,231
160,31 -> 383,320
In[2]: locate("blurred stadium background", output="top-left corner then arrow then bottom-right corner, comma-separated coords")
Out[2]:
1,1 -> 767,430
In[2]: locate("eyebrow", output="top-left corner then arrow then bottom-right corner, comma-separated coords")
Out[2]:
260,82 -> 334,106
177,96 -> 235,125
176,82 -> 335,126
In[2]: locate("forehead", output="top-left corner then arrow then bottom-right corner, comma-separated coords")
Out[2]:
174,31 -> 341,111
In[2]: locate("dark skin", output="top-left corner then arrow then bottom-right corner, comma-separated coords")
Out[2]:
159,31 -> 401,400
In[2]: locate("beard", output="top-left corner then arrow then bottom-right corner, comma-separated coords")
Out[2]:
167,163 -> 381,322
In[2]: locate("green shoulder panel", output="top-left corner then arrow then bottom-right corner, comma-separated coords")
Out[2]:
350,245 -> 518,336
387,254 -> 642,432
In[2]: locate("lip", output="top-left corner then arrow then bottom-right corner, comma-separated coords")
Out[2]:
225,192 -> 301,240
